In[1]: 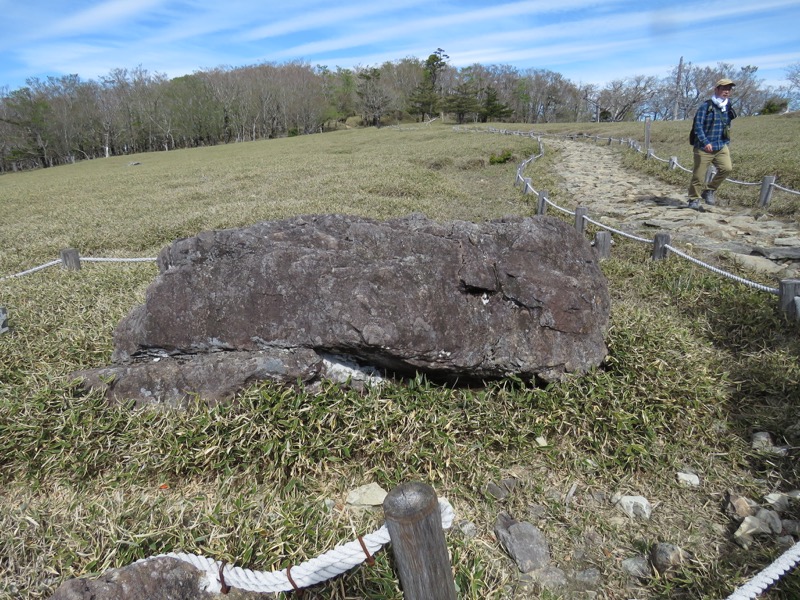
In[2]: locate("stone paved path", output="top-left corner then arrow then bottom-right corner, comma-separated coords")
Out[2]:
548,138 -> 800,281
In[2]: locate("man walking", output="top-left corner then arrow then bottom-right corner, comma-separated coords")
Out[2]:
687,78 -> 737,210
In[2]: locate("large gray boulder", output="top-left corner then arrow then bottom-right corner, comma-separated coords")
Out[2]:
76,213 -> 609,404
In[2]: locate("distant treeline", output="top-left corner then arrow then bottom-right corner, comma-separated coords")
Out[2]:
0,50 -> 793,172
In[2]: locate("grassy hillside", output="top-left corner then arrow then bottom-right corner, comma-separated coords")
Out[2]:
0,121 -> 799,599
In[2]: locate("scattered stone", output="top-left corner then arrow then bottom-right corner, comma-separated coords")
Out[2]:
613,494 -> 653,520
725,492 -> 757,520
486,481 -> 511,501
572,567 -> 602,589
773,237 -> 800,247
456,519 -> 478,539
621,556 -> 652,580
764,493 -> 791,513
494,512 -> 551,573
677,471 -> 701,487
751,432 -> 789,456
756,509 -> 783,534
527,504 -> 548,519
525,565 -> 568,591
782,520 -> 800,536
345,483 -> 387,507
734,515 -> 773,548
752,246 -> 800,260
650,543 -> 688,575
752,431 -> 775,450
778,535 -> 796,547
535,436 -> 549,447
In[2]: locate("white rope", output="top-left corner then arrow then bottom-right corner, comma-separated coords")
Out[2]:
584,216 -> 652,244
1,259 -> 62,280
2,256 -> 157,281
82,257 -> 157,263
724,541 -> 800,600
665,244 -> 779,294
139,498 -> 454,594
774,183 -> 800,196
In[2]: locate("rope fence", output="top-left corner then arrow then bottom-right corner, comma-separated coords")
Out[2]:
139,494 -> 455,595
475,125 -> 800,320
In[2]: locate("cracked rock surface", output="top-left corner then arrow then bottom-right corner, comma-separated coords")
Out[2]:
75,213 -> 610,405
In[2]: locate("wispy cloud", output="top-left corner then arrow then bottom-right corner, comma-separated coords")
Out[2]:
1,0 -> 798,90
41,0 -> 168,37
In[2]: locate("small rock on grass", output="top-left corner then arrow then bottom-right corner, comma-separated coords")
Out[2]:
346,482 -> 387,507
613,494 -> 652,520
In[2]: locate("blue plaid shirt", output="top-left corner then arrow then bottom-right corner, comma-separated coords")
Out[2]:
693,100 -> 733,151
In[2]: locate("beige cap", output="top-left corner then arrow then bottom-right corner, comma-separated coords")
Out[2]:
715,78 -> 735,87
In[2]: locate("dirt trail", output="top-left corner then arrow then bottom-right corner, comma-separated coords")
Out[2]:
547,138 -> 800,281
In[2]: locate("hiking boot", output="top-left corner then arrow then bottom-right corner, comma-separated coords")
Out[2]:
687,199 -> 700,210
701,190 -> 716,205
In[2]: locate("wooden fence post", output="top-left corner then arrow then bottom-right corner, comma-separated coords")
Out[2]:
669,156 -> 678,170
536,190 -> 549,216
652,232 -> 671,260
383,482 -> 457,600
522,178 -> 532,194
574,206 -> 588,235
0,306 -> 8,334
759,176 -> 776,208
644,117 -> 651,153
594,231 -> 612,259
779,279 -> 800,320
60,248 -> 81,271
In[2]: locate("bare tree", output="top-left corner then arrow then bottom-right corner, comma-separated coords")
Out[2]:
597,75 -> 658,121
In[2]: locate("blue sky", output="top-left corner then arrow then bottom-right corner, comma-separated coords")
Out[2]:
1,0 -> 799,92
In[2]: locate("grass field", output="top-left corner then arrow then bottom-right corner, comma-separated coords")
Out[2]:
1,119 -> 799,599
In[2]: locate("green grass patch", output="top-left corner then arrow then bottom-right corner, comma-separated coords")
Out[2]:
1,123 -> 798,599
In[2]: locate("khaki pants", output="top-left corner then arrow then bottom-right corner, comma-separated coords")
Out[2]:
688,145 -> 732,198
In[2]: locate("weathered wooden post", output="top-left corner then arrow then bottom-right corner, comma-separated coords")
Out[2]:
759,176 -> 776,208
0,306 -> 9,334
522,177 -> 532,194
60,248 -> 81,271
537,190 -> 549,216
669,156 -> 678,170
574,206 -> 588,235
594,231 -> 612,259
652,232 -> 671,260
644,116 -> 651,153
779,279 -> 800,321
383,482 -> 456,600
